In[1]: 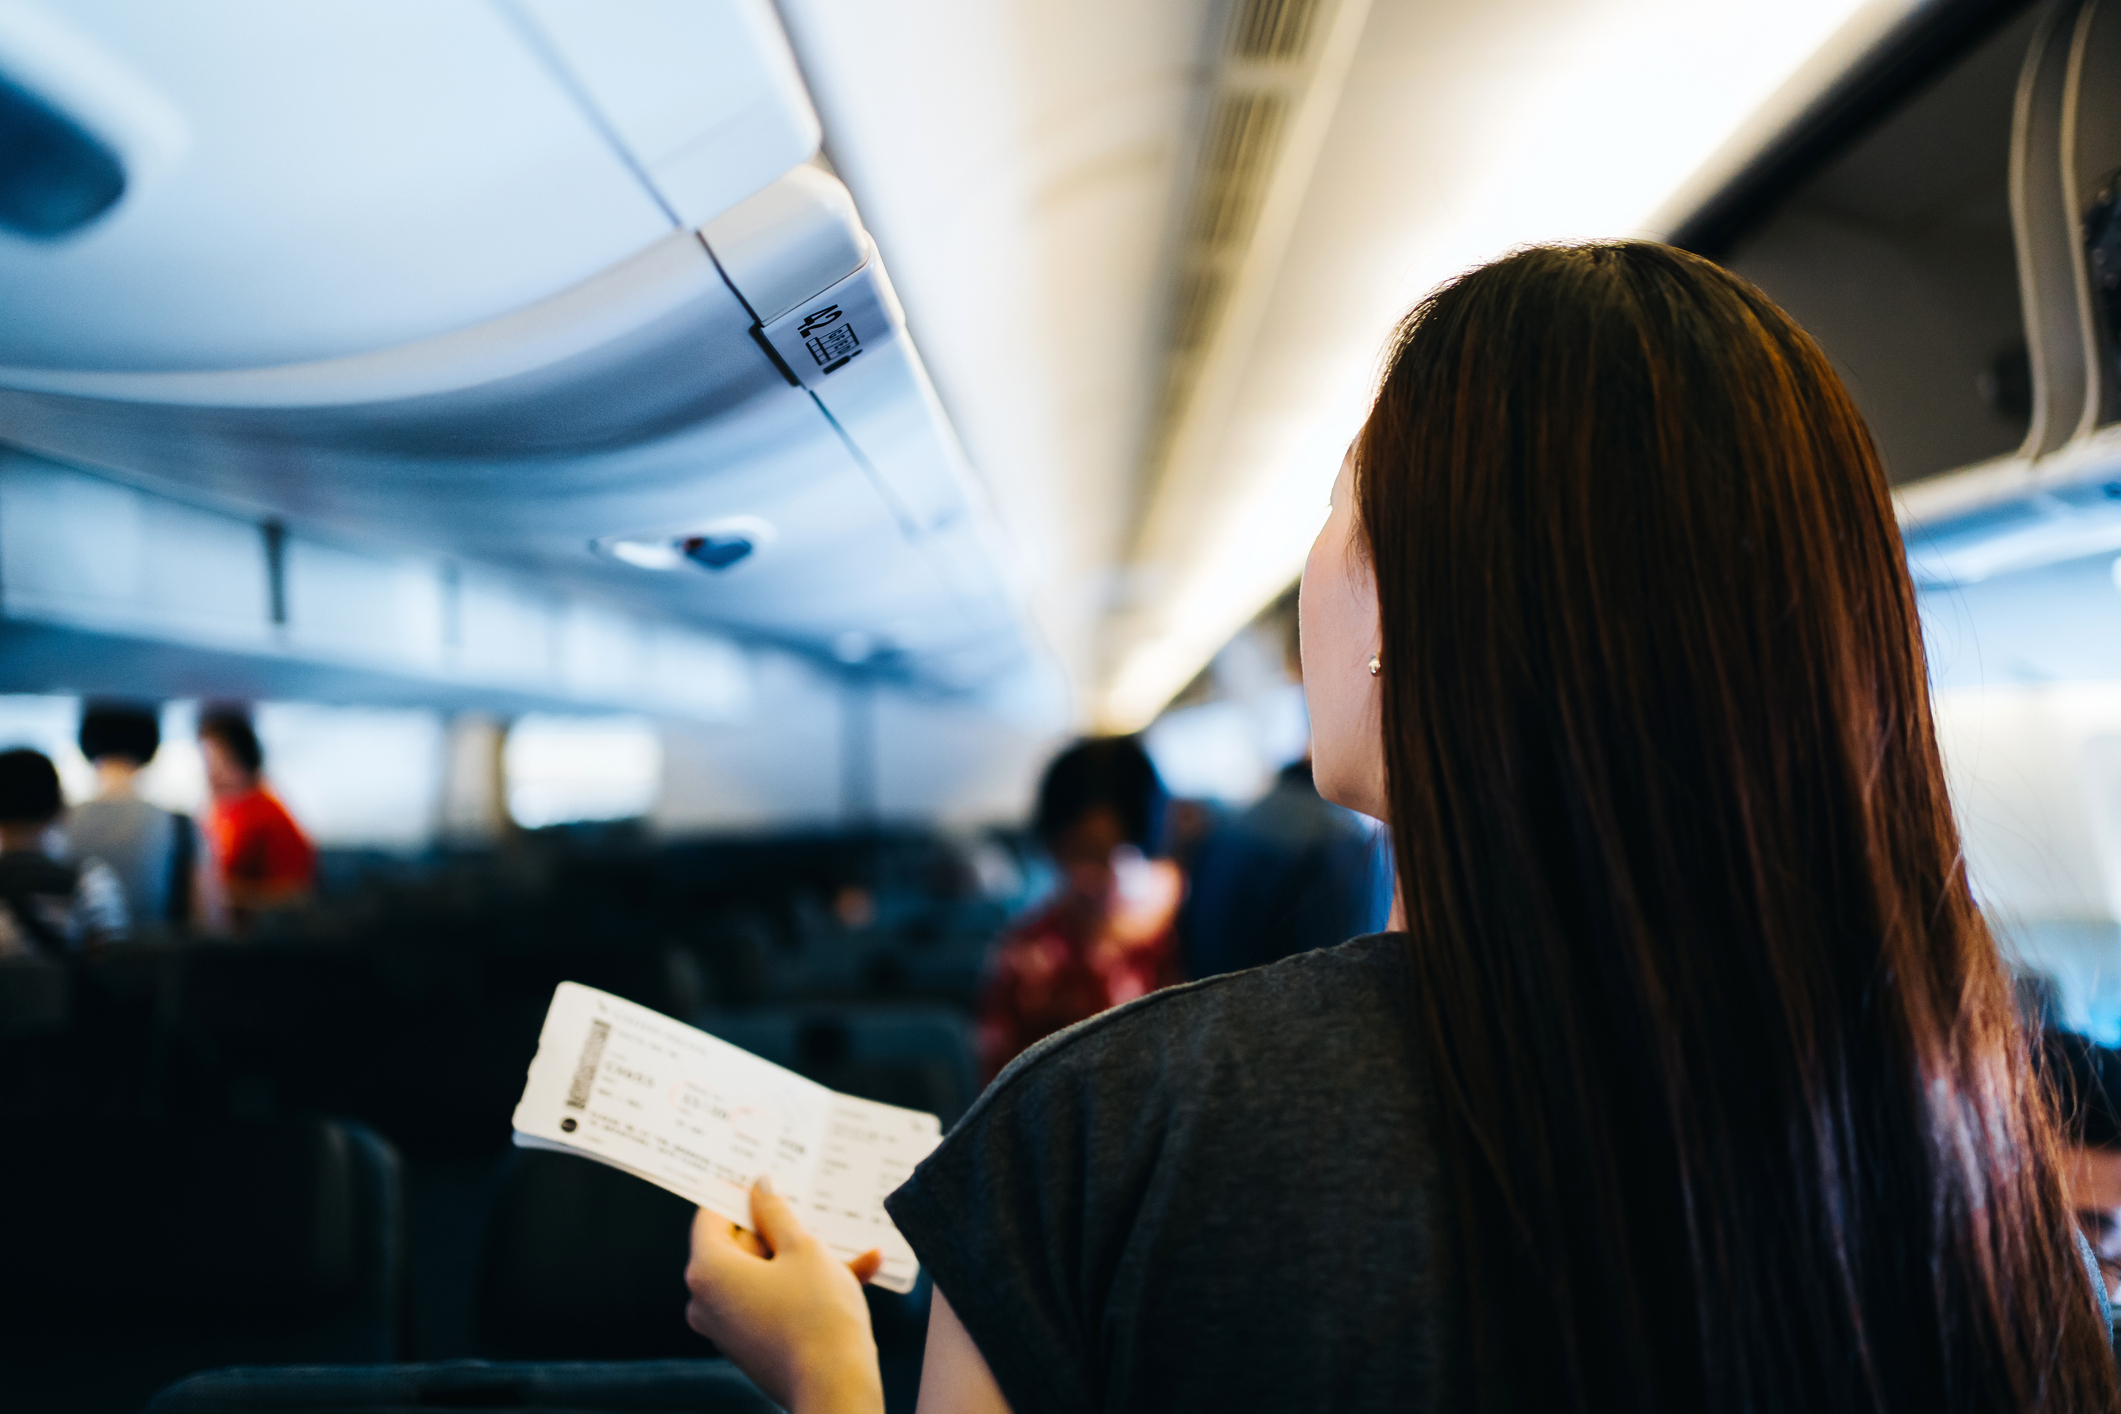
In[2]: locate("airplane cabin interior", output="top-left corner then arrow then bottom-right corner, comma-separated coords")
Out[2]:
9,1 -> 2121,1410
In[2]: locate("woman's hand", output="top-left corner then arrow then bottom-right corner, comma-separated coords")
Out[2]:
685,1176 -> 886,1414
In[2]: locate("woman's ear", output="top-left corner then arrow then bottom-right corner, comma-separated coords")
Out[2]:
1300,455 -> 1390,823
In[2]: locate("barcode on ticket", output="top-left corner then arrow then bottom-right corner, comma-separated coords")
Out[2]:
565,1019 -> 610,1109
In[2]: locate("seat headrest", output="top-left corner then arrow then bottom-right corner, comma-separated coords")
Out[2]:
0,1119 -> 362,1339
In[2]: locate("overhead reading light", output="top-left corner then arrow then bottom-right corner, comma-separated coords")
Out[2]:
595,516 -> 778,575
606,539 -> 684,571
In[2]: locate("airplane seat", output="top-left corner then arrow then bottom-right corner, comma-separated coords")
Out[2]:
142,1359 -> 777,1414
473,1149 -> 706,1361
473,1139 -> 932,1399
798,1013 -> 979,1128
702,1005 -> 979,1127
0,955 -> 73,1116
0,952 -> 68,1036
544,855 -> 667,953
167,946 -> 513,1145
0,1116 -> 403,1414
683,905 -> 779,1008
177,946 -> 394,1085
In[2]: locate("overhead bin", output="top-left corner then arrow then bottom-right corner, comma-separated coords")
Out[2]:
1675,0 -> 2121,600
0,0 -> 818,368
0,0 -> 1040,710
0,449 -> 754,721
1707,6 -> 2036,493
507,0 -> 819,231
1870,0 -> 2121,589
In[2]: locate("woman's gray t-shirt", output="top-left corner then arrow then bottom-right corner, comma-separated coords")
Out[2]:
885,932 -> 1441,1414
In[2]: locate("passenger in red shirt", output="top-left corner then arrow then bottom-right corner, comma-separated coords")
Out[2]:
197,706 -> 315,926
976,736 -> 1182,1080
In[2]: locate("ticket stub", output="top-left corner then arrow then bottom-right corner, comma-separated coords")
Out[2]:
512,982 -> 941,1293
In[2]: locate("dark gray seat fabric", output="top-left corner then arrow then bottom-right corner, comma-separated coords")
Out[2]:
143,1359 -> 777,1414
475,1149 -> 706,1361
0,1116 -> 403,1414
700,1004 -> 977,1126
0,953 -> 68,1035
474,1148 -> 930,1404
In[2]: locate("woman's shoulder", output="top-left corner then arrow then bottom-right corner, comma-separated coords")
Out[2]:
974,931 -> 1414,1117
888,931 -> 1439,1414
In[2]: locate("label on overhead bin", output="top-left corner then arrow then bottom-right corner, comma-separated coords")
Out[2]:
759,259 -> 899,391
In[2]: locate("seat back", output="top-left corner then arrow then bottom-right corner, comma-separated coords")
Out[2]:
144,1358 -> 777,1414
0,954 -> 68,1036
474,1147 -> 932,1394
0,1116 -> 402,1414
703,1004 -> 978,1125
474,1149 -> 705,1360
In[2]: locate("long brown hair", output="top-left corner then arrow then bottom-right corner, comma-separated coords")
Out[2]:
1355,242 -> 2115,1412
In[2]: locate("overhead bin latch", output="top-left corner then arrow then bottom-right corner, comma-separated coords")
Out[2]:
757,258 -> 896,391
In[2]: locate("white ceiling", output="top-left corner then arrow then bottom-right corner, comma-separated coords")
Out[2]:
0,0 -> 809,370
0,0 -> 1950,737
774,0 -> 1218,712
777,0 -> 1930,727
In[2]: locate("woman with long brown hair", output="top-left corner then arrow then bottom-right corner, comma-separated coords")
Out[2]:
677,242 -> 2120,1413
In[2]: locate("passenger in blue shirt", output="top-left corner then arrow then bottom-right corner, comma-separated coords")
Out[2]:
1178,756 -> 1390,979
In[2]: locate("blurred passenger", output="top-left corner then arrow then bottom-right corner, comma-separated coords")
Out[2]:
197,706 -> 315,923
1160,796 -> 1223,874
0,748 -> 126,955
975,736 -> 1180,1079
2043,1027 -> 2121,1302
67,701 -> 223,935
1179,756 -> 1390,978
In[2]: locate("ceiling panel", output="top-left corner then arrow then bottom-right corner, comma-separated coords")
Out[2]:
0,0 -> 680,370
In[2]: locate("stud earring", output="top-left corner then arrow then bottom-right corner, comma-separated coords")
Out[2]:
1367,654 -> 1381,677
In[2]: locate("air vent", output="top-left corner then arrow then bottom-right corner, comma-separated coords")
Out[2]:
1143,2 -> 1327,462
1169,267 -> 1227,355
0,72 -> 124,239
1191,91 -> 1288,248
1230,0 -> 1321,61
1161,89 -> 1289,374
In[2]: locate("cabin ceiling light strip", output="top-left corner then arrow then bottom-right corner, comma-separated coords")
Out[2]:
1135,0 -> 1370,516
1100,0 -> 1908,731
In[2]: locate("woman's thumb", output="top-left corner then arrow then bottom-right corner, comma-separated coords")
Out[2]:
748,1173 -> 806,1253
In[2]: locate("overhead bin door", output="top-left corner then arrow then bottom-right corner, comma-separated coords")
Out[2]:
0,1 -> 1037,700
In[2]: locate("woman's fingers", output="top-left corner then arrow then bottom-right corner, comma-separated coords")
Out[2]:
694,1183 -> 859,1294
681,1188 -> 885,1412
689,1206 -> 736,1275
690,1183 -> 812,1284
690,1205 -> 747,1260
747,1174 -> 809,1255
686,1210 -> 741,1310
687,1210 -> 767,1297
